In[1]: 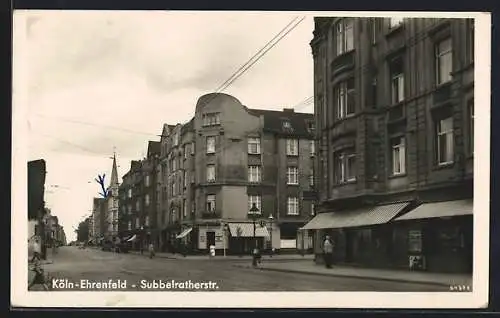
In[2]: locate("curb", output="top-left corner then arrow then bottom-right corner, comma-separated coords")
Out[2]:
231,264 -> 455,288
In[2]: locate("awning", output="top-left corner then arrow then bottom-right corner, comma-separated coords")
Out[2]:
176,227 -> 193,239
300,202 -> 410,230
394,199 -> 473,221
127,234 -> 137,242
228,223 -> 269,237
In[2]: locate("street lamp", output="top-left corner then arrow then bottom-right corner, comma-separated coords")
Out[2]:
268,214 -> 274,256
249,203 -> 260,249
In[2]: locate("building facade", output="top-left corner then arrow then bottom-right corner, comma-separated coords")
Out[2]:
157,93 -> 316,255
91,197 -> 105,243
305,17 -> 474,273
103,154 -> 120,241
118,143 -> 161,249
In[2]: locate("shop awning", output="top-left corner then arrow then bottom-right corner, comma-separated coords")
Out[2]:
394,199 -> 473,221
176,227 -> 193,239
300,202 -> 410,230
228,223 -> 269,237
127,234 -> 137,242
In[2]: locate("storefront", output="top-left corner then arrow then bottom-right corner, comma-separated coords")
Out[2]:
302,202 -> 412,266
392,199 -> 473,273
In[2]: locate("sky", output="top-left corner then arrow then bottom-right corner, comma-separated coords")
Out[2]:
18,11 -> 315,242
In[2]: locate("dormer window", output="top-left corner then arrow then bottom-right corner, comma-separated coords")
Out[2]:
282,121 -> 292,129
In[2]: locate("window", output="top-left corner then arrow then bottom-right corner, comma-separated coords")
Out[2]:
183,199 -> 187,217
286,139 -> 299,156
390,57 -> 405,104
172,159 -> 177,171
469,101 -> 474,154
171,181 -> 176,196
287,167 -> 299,185
309,140 -> 316,156
202,113 -> 221,126
436,38 -> 453,85
128,221 -> 132,230
145,216 -> 149,226
145,194 -> 150,207
287,197 -> 299,215
391,137 -> 406,175
389,17 -> 404,29
145,175 -> 150,187
135,217 -> 140,229
173,133 -> 179,146
190,142 -> 195,155
127,188 -> 132,198
248,137 -> 261,154
183,170 -> 188,188
334,150 -> 356,183
136,200 -> 140,211
127,205 -> 132,215
437,117 -> 454,165
311,202 -> 315,215
335,78 -> 355,119
206,164 -> 216,182
206,136 -> 216,154
248,166 -> 261,183
184,145 -> 189,159
282,121 -> 292,129
206,195 -> 216,213
309,169 -> 315,187
248,195 -> 262,214
335,18 -> 354,56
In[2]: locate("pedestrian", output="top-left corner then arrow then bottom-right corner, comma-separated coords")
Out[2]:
31,237 -> 42,263
148,243 -> 155,259
28,258 -> 49,291
322,235 -> 334,269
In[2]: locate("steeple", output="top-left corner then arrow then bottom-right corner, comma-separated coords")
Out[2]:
110,149 -> 119,189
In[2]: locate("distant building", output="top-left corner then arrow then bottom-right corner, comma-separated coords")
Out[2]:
28,159 -> 46,221
91,197 -> 106,243
157,93 -> 316,255
118,142 -> 161,249
304,17 -> 474,273
103,153 -> 120,241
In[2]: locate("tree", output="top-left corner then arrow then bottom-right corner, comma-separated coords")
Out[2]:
76,218 -> 90,242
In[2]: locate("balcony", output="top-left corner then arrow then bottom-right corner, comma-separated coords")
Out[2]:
330,50 -> 355,78
432,82 -> 452,107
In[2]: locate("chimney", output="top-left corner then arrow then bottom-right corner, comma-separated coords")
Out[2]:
283,108 -> 295,113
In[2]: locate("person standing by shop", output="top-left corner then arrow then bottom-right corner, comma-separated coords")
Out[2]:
322,235 -> 334,269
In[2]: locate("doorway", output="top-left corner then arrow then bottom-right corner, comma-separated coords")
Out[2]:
206,231 -> 215,250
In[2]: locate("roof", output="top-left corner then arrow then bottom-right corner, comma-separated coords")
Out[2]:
181,118 -> 194,134
147,141 -> 161,157
246,107 -> 315,138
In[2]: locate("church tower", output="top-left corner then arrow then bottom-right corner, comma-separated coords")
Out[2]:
105,150 -> 120,239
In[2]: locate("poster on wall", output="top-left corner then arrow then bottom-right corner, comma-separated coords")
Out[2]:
408,230 -> 422,253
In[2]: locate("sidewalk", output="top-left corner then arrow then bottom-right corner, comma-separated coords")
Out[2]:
232,260 -> 472,288
127,250 -> 315,261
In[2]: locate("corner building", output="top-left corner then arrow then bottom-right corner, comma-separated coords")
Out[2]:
304,17 -> 474,273
158,93 -> 316,255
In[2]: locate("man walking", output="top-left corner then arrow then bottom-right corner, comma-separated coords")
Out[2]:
322,235 -> 334,269
31,237 -> 42,263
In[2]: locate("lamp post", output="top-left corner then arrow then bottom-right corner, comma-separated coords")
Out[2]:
249,203 -> 260,267
249,203 -> 260,249
268,214 -> 274,256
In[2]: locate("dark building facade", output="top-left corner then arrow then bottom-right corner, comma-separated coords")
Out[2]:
158,93 -> 316,255
304,17 -> 474,273
118,142 -> 161,249
28,159 -> 46,221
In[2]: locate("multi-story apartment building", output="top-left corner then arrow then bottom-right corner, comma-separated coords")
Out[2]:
118,142 -> 161,249
158,93 -> 316,255
91,197 -> 105,243
304,17 -> 474,273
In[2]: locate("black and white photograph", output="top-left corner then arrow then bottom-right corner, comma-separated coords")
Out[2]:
12,10 -> 490,308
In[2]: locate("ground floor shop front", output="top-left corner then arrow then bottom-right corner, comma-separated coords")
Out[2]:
304,199 -> 473,274
156,221 -> 305,255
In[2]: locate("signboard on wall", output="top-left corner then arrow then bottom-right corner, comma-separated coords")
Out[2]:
408,230 -> 422,253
